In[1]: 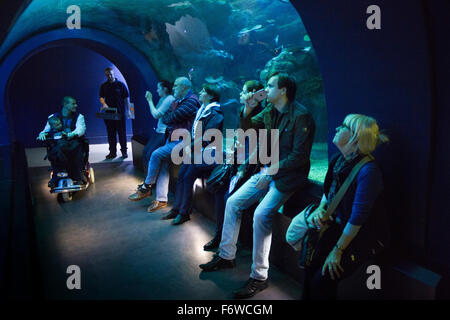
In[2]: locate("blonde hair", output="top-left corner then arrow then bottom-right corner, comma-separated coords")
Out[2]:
343,114 -> 389,154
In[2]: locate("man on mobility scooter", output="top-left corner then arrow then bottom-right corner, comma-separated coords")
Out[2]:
37,96 -> 94,201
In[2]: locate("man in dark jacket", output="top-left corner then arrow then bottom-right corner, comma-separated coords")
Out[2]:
99,67 -> 131,159
200,72 -> 315,299
128,77 -> 200,213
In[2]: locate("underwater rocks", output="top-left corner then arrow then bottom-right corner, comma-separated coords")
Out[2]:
260,46 -> 327,141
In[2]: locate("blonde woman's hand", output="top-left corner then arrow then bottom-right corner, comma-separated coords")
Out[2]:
322,247 -> 344,280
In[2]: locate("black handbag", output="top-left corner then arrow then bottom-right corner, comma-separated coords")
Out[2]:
298,155 -> 374,268
206,163 -> 235,193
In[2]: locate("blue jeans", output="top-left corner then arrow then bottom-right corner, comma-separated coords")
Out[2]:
142,131 -> 165,172
213,186 -> 229,240
219,173 -> 293,280
172,163 -> 215,216
144,139 -> 180,202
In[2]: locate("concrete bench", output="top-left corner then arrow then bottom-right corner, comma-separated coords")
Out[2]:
132,135 -> 443,299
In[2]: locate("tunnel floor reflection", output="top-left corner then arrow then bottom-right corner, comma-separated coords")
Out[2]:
29,161 -> 303,300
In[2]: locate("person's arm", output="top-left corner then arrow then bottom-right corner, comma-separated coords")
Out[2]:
121,83 -> 131,117
37,121 -> 51,140
162,97 -> 198,125
145,91 -> 159,119
154,95 -> 175,119
240,105 -> 265,131
68,114 -> 86,138
322,164 -> 383,279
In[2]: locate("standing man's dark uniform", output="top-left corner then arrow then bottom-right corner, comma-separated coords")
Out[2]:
99,67 -> 130,159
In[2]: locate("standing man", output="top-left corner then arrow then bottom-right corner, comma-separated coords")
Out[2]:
99,67 -> 131,159
37,96 -> 86,186
199,72 -> 316,299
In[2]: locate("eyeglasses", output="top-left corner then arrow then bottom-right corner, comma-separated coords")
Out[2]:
336,124 -> 351,131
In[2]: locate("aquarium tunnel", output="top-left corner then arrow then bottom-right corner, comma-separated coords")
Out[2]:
0,0 -> 449,300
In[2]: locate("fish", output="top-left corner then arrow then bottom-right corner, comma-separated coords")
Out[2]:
238,24 -> 263,35
302,46 -> 312,52
188,67 -> 195,80
211,37 -> 224,47
303,34 -> 311,42
274,34 -> 279,46
205,49 -> 234,60
278,0 -> 290,3
205,76 -> 224,83
168,1 -> 192,8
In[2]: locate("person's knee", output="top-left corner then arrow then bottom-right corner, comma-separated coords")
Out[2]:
225,194 -> 242,215
253,208 -> 272,230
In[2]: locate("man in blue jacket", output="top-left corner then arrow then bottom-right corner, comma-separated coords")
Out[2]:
128,77 -> 200,213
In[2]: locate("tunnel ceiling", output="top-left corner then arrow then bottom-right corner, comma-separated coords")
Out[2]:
1,0 -> 307,80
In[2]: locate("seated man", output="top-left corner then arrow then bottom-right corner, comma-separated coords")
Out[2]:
37,96 -> 86,187
128,77 -> 200,212
199,72 -> 316,299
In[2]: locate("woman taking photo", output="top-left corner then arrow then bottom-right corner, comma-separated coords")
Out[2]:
302,113 -> 389,300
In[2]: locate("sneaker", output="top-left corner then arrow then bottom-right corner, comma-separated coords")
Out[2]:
203,237 -> 221,251
105,153 -> 117,160
199,255 -> 235,272
122,153 -> 128,159
128,183 -> 152,201
161,209 -> 179,220
147,200 -> 168,213
171,214 -> 190,225
232,278 -> 268,299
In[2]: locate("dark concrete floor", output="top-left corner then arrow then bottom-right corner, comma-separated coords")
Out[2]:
29,162 -> 303,300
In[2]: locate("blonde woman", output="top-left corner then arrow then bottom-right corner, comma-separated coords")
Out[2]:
303,114 -> 389,300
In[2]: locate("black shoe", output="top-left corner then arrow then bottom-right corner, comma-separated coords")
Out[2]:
199,255 -> 235,272
203,237 -> 220,251
232,278 -> 268,299
122,153 -> 128,159
171,214 -> 190,225
162,209 -> 179,220
105,153 -> 116,159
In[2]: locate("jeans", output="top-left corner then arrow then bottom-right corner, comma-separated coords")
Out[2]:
213,186 -> 229,240
144,139 -> 180,202
142,131 -> 165,172
104,118 -> 127,154
172,163 -> 215,216
219,173 -> 292,280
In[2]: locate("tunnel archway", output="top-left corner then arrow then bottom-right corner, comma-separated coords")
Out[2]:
0,28 -> 160,146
